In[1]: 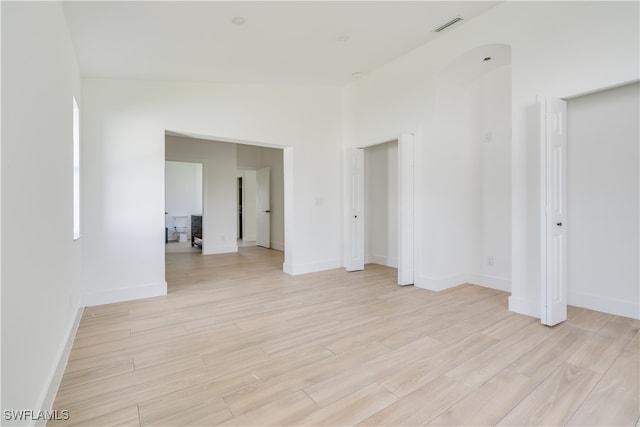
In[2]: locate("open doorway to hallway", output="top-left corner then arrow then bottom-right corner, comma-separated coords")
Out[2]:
164,132 -> 289,289
165,160 -> 203,254
236,144 -> 284,251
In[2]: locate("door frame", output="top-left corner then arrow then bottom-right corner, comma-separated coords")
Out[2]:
164,132 -> 290,268
344,132 -> 416,285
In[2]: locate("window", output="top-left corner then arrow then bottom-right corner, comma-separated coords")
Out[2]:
73,97 -> 80,240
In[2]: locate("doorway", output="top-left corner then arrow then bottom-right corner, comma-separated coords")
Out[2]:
238,176 -> 243,240
237,144 -> 284,251
237,167 -> 272,248
345,133 -> 414,285
237,172 -> 256,247
364,140 -> 398,268
541,82 -> 639,324
567,82 -> 639,320
164,160 -> 203,252
164,132 -> 294,288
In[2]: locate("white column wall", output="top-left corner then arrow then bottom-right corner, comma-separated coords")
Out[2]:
469,65 -> 512,291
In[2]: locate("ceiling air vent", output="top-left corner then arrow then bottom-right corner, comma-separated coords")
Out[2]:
434,17 -> 463,33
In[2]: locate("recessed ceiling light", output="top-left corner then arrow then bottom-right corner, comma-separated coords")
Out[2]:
231,16 -> 246,26
352,72 -> 362,78
483,56 -> 492,62
336,34 -> 351,43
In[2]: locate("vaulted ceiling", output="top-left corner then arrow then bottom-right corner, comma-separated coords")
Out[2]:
62,1 -> 499,86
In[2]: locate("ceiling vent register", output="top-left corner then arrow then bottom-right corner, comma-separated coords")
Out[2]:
434,17 -> 464,33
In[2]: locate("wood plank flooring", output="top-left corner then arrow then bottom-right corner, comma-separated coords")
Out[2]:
51,246 -> 640,426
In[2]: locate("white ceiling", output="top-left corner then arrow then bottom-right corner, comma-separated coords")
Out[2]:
62,1 -> 499,86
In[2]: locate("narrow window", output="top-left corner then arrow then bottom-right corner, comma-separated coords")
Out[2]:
73,97 -> 80,240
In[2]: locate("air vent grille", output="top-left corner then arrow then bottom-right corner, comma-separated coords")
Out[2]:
434,17 -> 463,33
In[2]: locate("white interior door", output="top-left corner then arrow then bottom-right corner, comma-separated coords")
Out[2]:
345,148 -> 364,271
398,134 -> 414,285
541,97 -> 568,326
256,167 -> 271,248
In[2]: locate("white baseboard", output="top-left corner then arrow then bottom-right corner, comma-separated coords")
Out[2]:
35,305 -> 83,426
365,254 -> 398,268
415,273 -> 467,291
504,290 -> 638,321
271,240 -> 285,251
82,281 -> 167,307
203,243 -> 238,255
508,295 -> 540,319
283,259 -> 342,275
468,273 -> 511,292
568,290 -> 640,320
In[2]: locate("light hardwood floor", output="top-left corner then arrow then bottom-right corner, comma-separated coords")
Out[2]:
51,246 -> 639,426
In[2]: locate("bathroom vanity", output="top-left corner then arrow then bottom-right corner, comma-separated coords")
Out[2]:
191,215 -> 202,247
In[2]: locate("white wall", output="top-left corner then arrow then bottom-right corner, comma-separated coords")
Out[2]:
344,1 -> 639,317
166,136 -> 237,255
1,1 -> 83,422
81,78 -> 342,305
468,64 -> 512,291
237,144 -> 285,250
364,141 -> 398,267
567,82 -> 639,319
165,161 -> 202,240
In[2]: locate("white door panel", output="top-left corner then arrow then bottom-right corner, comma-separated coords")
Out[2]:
398,134 -> 414,285
541,98 -> 568,326
256,167 -> 271,248
345,149 -> 364,271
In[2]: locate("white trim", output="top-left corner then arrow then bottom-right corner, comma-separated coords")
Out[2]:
508,295 -> 539,319
539,95 -> 549,324
203,243 -> 238,255
283,262 -> 293,275
82,281 -> 167,307
468,274 -> 511,292
568,290 -> 640,320
397,133 -> 415,286
35,306 -> 83,426
243,234 -> 257,242
270,240 -> 285,251
415,273 -> 467,292
283,259 -> 342,276
366,254 -> 398,268
282,147 -> 294,274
